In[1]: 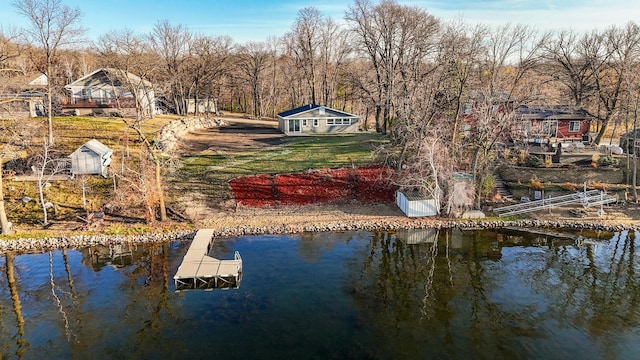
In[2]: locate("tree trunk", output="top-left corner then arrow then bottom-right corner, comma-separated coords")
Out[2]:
0,158 -> 12,235
46,63 -> 54,145
633,92 -> 639,202
156,158 -> 167,221
38,175 -> 48,226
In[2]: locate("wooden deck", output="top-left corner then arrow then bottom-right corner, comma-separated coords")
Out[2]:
173,229 -> 243,291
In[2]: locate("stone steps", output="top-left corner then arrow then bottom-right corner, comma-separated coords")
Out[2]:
494,175 -> 514,201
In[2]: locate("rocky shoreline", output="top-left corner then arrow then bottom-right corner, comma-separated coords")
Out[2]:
1,218 -> 637,253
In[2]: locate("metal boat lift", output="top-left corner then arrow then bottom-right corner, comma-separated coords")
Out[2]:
174,229 -> 243,291
493,189 -> 617,217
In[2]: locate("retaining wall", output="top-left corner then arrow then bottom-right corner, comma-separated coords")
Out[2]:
498,165 -> 625,184
157,117 -> 226,152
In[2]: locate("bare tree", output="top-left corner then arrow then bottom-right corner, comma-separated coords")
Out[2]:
467,24 -> 545,207
0,29 -> 24,235
12,0 -> 84,145
540,29 -> 597,107
186,34 -> 233,116
148,20 -> 191,115
236,41 -> 271,118
32,138 -> 68,225
437,21 -> 486,147
588,23 -> 640,145
260,36 -> 283,117
286,7 -> 323,105
112,153 -> 165,223
346,0 -> 439,134
317,17 -> 351,107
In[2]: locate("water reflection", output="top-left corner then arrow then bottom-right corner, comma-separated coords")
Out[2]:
0,229 -> 638,359
5,252 -> 28,358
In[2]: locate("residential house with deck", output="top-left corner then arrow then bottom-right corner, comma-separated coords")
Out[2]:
0,73 -> 47,118
515,105 -> 592,146
63,68 -> 155,117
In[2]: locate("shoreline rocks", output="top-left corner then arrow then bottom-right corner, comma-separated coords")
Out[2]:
1,218 -> 637,254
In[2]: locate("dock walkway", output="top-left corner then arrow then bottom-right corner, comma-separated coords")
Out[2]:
173,229 -> 242,291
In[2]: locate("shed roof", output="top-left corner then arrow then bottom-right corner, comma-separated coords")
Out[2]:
71,139 -> 112,157
277,104 -> 358,119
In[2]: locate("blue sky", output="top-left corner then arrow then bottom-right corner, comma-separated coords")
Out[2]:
0,0 -> 638,44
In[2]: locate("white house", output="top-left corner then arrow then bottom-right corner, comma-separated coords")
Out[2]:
63,68 -> 155,117
70,139 -> 113,178
277,104 -> 360,135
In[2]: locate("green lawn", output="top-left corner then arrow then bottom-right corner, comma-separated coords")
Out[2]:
2,115 -> 177,230
170,132 -> 388,202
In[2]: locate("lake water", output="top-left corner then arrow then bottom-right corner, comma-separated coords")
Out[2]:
1,228 -> 639,359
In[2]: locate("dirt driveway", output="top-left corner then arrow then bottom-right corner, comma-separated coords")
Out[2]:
174,117 -> 284,155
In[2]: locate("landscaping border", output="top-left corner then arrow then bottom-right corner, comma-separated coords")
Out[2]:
157,117 -> 226,152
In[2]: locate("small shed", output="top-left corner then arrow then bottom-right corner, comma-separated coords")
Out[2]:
396,191 -> 438,217
70,139 -> 113,178
619,129 -> 640,154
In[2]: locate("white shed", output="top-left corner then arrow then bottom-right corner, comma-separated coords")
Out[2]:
396,191 -> 438,217
70,139 -> 113,178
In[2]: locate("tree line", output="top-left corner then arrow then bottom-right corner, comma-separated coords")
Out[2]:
1,1 -> 637,134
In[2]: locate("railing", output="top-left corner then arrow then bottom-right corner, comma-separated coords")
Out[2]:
60,97 -> 136,108
493,189 -> 617,217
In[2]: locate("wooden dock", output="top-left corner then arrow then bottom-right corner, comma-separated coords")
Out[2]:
173,229 -> 243,291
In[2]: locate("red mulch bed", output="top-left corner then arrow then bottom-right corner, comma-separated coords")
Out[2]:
228,164 -> 397,207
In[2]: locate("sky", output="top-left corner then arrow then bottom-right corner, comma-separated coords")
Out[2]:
0,0 -> 639,44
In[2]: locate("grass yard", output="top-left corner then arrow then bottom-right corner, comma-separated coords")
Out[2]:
2,114 -> 388,233
2,115 -> 178,232
169,132 -> 388,205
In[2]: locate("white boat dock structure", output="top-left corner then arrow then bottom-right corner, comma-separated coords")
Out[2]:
174,229 -> 243,291
493,189 -> 617,217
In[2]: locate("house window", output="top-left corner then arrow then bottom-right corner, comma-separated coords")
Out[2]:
81,89 -> 91,97
569,121 -> 580,132
302,120 -> 308,127
327,118 -> 351,125
313,119 -> 319,127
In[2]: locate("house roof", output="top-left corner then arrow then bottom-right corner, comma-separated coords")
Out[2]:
28,74 -> 48,86
515,105 -> 590,121
0,72 -> 47,94
65,68 -> 153,89
71,139 -> 113,157
277,104 -> 358,119
620,128 -> 640,140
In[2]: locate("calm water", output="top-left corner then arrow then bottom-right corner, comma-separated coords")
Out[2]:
1,228 -> 639,359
